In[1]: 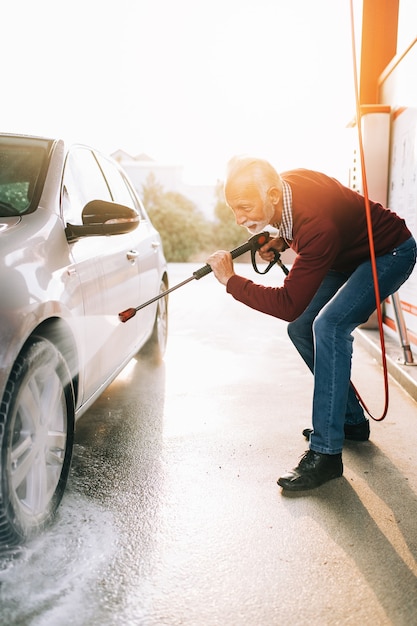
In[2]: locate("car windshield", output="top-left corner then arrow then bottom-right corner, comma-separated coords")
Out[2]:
0,136 -> 52,216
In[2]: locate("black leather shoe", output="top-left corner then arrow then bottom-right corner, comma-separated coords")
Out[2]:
302,419 -> 370,442
277,450 -> 343,491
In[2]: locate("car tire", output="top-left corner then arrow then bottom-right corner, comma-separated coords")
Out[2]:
0,337 -> 75,546
141,278 -> 168,363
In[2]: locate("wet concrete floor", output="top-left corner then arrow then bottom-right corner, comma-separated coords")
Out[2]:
1,262 -> 417,625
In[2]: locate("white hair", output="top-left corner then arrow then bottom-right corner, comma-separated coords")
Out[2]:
225,155 -> 281,196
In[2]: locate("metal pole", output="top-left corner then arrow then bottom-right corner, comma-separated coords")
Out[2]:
391,291 -> 415,365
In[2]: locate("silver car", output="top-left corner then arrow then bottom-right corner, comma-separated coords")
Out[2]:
0,133 -> 168,545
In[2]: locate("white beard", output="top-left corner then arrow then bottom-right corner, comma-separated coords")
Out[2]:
243,221 -> 270,235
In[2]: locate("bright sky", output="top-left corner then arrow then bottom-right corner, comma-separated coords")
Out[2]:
2,0 -> 361,185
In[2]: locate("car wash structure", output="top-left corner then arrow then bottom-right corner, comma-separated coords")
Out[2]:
348,0 -> 417,370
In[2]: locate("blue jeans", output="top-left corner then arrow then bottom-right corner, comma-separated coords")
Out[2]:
287,236 -> 417,455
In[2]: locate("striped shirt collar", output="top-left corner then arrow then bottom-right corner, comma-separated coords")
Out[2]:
274,180 -> 293,244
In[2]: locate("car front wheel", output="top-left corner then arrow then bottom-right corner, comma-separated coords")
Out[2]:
141,278 -> 168,363
0,337 -> 74,546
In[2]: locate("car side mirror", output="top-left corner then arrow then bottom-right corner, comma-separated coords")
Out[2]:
65,199 -> 140,241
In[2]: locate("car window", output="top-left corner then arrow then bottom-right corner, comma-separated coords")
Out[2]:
0,136 -> 51,216
94,152 -> 144,218
62,146 -> 112,225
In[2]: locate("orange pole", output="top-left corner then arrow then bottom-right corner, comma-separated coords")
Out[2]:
359,0 -> 399,104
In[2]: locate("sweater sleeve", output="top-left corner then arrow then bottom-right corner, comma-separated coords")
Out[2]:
226,223 -> 342,321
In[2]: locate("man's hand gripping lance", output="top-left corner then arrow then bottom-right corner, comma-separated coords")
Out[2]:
118,231 -> 287,323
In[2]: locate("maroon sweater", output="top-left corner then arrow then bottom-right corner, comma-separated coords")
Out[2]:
226,169 -> 411,322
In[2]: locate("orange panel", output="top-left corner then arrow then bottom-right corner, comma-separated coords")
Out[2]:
360,0 -> 399,104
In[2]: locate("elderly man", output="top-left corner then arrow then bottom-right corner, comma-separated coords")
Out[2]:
207,156 -> 416,491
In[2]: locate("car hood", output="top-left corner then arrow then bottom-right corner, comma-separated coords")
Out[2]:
0,216 -> 22,232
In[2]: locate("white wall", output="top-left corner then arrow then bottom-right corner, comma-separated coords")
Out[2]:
379,38 -> 417,339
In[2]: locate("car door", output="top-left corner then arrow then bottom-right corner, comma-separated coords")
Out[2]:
94,153 -> 161,342
62,146 -> 141,401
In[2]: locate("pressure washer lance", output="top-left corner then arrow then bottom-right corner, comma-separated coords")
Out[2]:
119,231 -> 288,323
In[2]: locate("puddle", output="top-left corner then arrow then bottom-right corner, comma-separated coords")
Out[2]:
0,490 -> 117,626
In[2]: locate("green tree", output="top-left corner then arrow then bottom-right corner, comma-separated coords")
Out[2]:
141,172 -> 164,210
142,175 -> 212,262
212,181 -> 247,251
